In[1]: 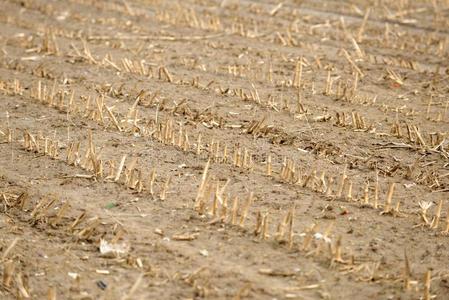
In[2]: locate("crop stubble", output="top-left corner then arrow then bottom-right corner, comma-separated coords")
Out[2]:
1,0 -> 449,299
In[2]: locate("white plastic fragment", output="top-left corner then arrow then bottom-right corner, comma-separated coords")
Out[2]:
99,239 -> 130,258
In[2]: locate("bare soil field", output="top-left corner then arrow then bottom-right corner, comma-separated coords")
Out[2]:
0,0 -> 449,299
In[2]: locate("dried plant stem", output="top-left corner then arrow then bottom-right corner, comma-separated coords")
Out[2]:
195,160 -> 210,211
287,207 -> 294,249
115,155 -> 127,182
266,155 -> 272,176
2,260 -> 15,287
342,49 -> 364,78
430,199 -> 443,229
325,177 -> 334,198
254,211 -> 262,236
346,180 -> 353,201
121,273 -> 144,300
302,224 -> 316,251
69,211 -> 86,231
239,192 -> 254,228
333,236 -> 344,263
293,57 -> 303,88
336,166 -> 347,199
423,270 -> 431,300
1,238 -> 19,261
403,249 -> 411,290
373,172 -> 379,209
231,196 -> 239,225
160,176 -> 171,200
16,273 -> 30,298
220,194 -> 228,221
196,133 -> 202,155
47,286 -> 56,300
261,213 -> 269,240
357,8 -> 371,42
148,168 -> 156,196
362,182 -> 370,205
51,201 -> 70,226
381,183 -> 395,214
443,206 -> 449,234
105,106 -> 122,132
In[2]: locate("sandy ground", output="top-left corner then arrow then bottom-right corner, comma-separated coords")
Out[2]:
1,0 -> 449,299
